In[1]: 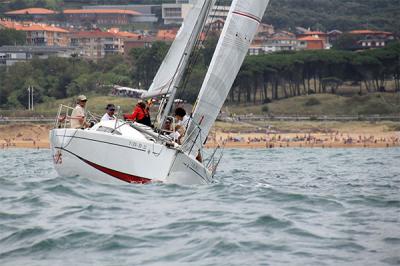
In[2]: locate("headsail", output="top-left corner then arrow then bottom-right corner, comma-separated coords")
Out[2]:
184,0 -> 270,154
141,0 -> 215,99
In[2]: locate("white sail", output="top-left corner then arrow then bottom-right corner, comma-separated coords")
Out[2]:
142,0 -> 215,99
184,0 -> 270,154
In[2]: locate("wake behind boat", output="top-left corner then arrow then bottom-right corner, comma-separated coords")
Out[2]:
50,0 -> 270,185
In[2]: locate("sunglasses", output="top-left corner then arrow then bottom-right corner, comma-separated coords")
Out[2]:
108,109 -> 115,111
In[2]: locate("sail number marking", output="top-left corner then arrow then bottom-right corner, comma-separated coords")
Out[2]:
128,141 -> 147,151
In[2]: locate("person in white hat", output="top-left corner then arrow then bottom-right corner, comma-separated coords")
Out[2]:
70,95 -> 88,128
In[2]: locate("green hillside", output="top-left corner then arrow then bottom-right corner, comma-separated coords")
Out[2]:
1,0 -> 399,33
2,92 -> 399,118
229,93 -> 400,116
263,0 -> 400,33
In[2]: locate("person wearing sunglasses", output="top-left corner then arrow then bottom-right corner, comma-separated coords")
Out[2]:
101,104 -> 116,121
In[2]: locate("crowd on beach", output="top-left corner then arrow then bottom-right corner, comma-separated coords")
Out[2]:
2,129 -> 400,150
207,131 -> 400,148
1,137 -> 44,149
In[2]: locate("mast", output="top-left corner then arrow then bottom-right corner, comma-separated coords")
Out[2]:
141,0 -> 215,100
142,0 -> 216,127
184,0 -> 270,155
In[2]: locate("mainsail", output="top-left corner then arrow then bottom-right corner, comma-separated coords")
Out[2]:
141,0 -> 215,99
184,0 -> 270,154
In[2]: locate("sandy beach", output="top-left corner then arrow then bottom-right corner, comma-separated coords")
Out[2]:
205,131 -> 400,149
0,123 -> 51,149
0,122 -> 399,149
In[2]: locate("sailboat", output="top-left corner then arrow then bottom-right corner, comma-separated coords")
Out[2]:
49,0 -> 270,185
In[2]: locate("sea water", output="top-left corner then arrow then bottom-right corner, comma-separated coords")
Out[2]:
0,148 -> 399,266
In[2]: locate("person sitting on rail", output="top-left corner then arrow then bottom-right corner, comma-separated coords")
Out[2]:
70,95 -> 89,129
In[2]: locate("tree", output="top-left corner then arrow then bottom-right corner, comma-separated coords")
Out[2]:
332,33 -> 359,51
0,29 -> 26,46
129,42 -> 169,89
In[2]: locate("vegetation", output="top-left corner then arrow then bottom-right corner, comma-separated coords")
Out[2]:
229,42 -> 400,105
0,29 -> 26,46
232,93 -> 400,116
263,0 -> 400,34
1,0 -> 399,34
1,41 -> 399,115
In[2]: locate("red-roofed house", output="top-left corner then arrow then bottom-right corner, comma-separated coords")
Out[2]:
0,20 -> 69,46
297,36 -> 325,50
248,31 -> 297,55
69,30 -> 125,60
124,36 -> 155,55
348,30 -> 394,49
107,28 -> 142,39
5,8 -> 58,22
297,31 -> 329,49
63,9 -> 141,26
156,29 -> 178,42
5,8 -> 57,15
250,35 -> 298,55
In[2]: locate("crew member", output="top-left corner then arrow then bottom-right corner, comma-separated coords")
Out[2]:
71,95 -> 89,129
101,104 -> 116,121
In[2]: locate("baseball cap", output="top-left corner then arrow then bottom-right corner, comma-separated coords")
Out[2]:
77,95 -> 87,101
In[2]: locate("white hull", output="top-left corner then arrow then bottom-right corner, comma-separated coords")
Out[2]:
50,120 -> 213,185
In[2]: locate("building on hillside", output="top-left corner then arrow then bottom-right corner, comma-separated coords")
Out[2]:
327,30 -> 343,44
107,28 -> 142,39
0,20 -> 69,46
249,36 -> 298,55
63,9 -> 142,26
161,0 -> 229,25
256,23 -> 274,38
207,5 -> 230,23
249,31 -> 297,55
82,5 -> 158,24
124,36 -> 154,55
156,29 -> 178,42
0,45 -> 77,66
162,2 -> 192,25
297,36 -> 325,50
206,18 -> 225,32
297,31 -> 330,49
69,31 -> 124,60
348,30 -> 394,49
4,8 -> 58,22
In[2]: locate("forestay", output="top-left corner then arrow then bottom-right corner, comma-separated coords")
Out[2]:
141,0 -> 215,99
184,0 -> 270,154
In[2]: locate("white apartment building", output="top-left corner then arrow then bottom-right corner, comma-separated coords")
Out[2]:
162,1 -> 230,25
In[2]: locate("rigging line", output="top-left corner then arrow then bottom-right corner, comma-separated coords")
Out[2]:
176,0 -> 221,101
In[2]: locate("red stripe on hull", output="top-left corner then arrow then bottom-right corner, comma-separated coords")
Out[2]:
82,158 -> 152,184
233,11 -> 261,23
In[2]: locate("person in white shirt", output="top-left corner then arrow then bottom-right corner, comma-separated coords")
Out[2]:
70,95 -> 88,129
174,107 -> 190,128
101,104 -> 116,121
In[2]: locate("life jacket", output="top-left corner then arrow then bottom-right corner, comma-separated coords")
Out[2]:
125,106 -> 151,127
137,108 -> 151,127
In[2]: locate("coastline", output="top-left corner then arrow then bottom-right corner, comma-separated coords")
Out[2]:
1,122 -> 399,149
205,131 -> 400,149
